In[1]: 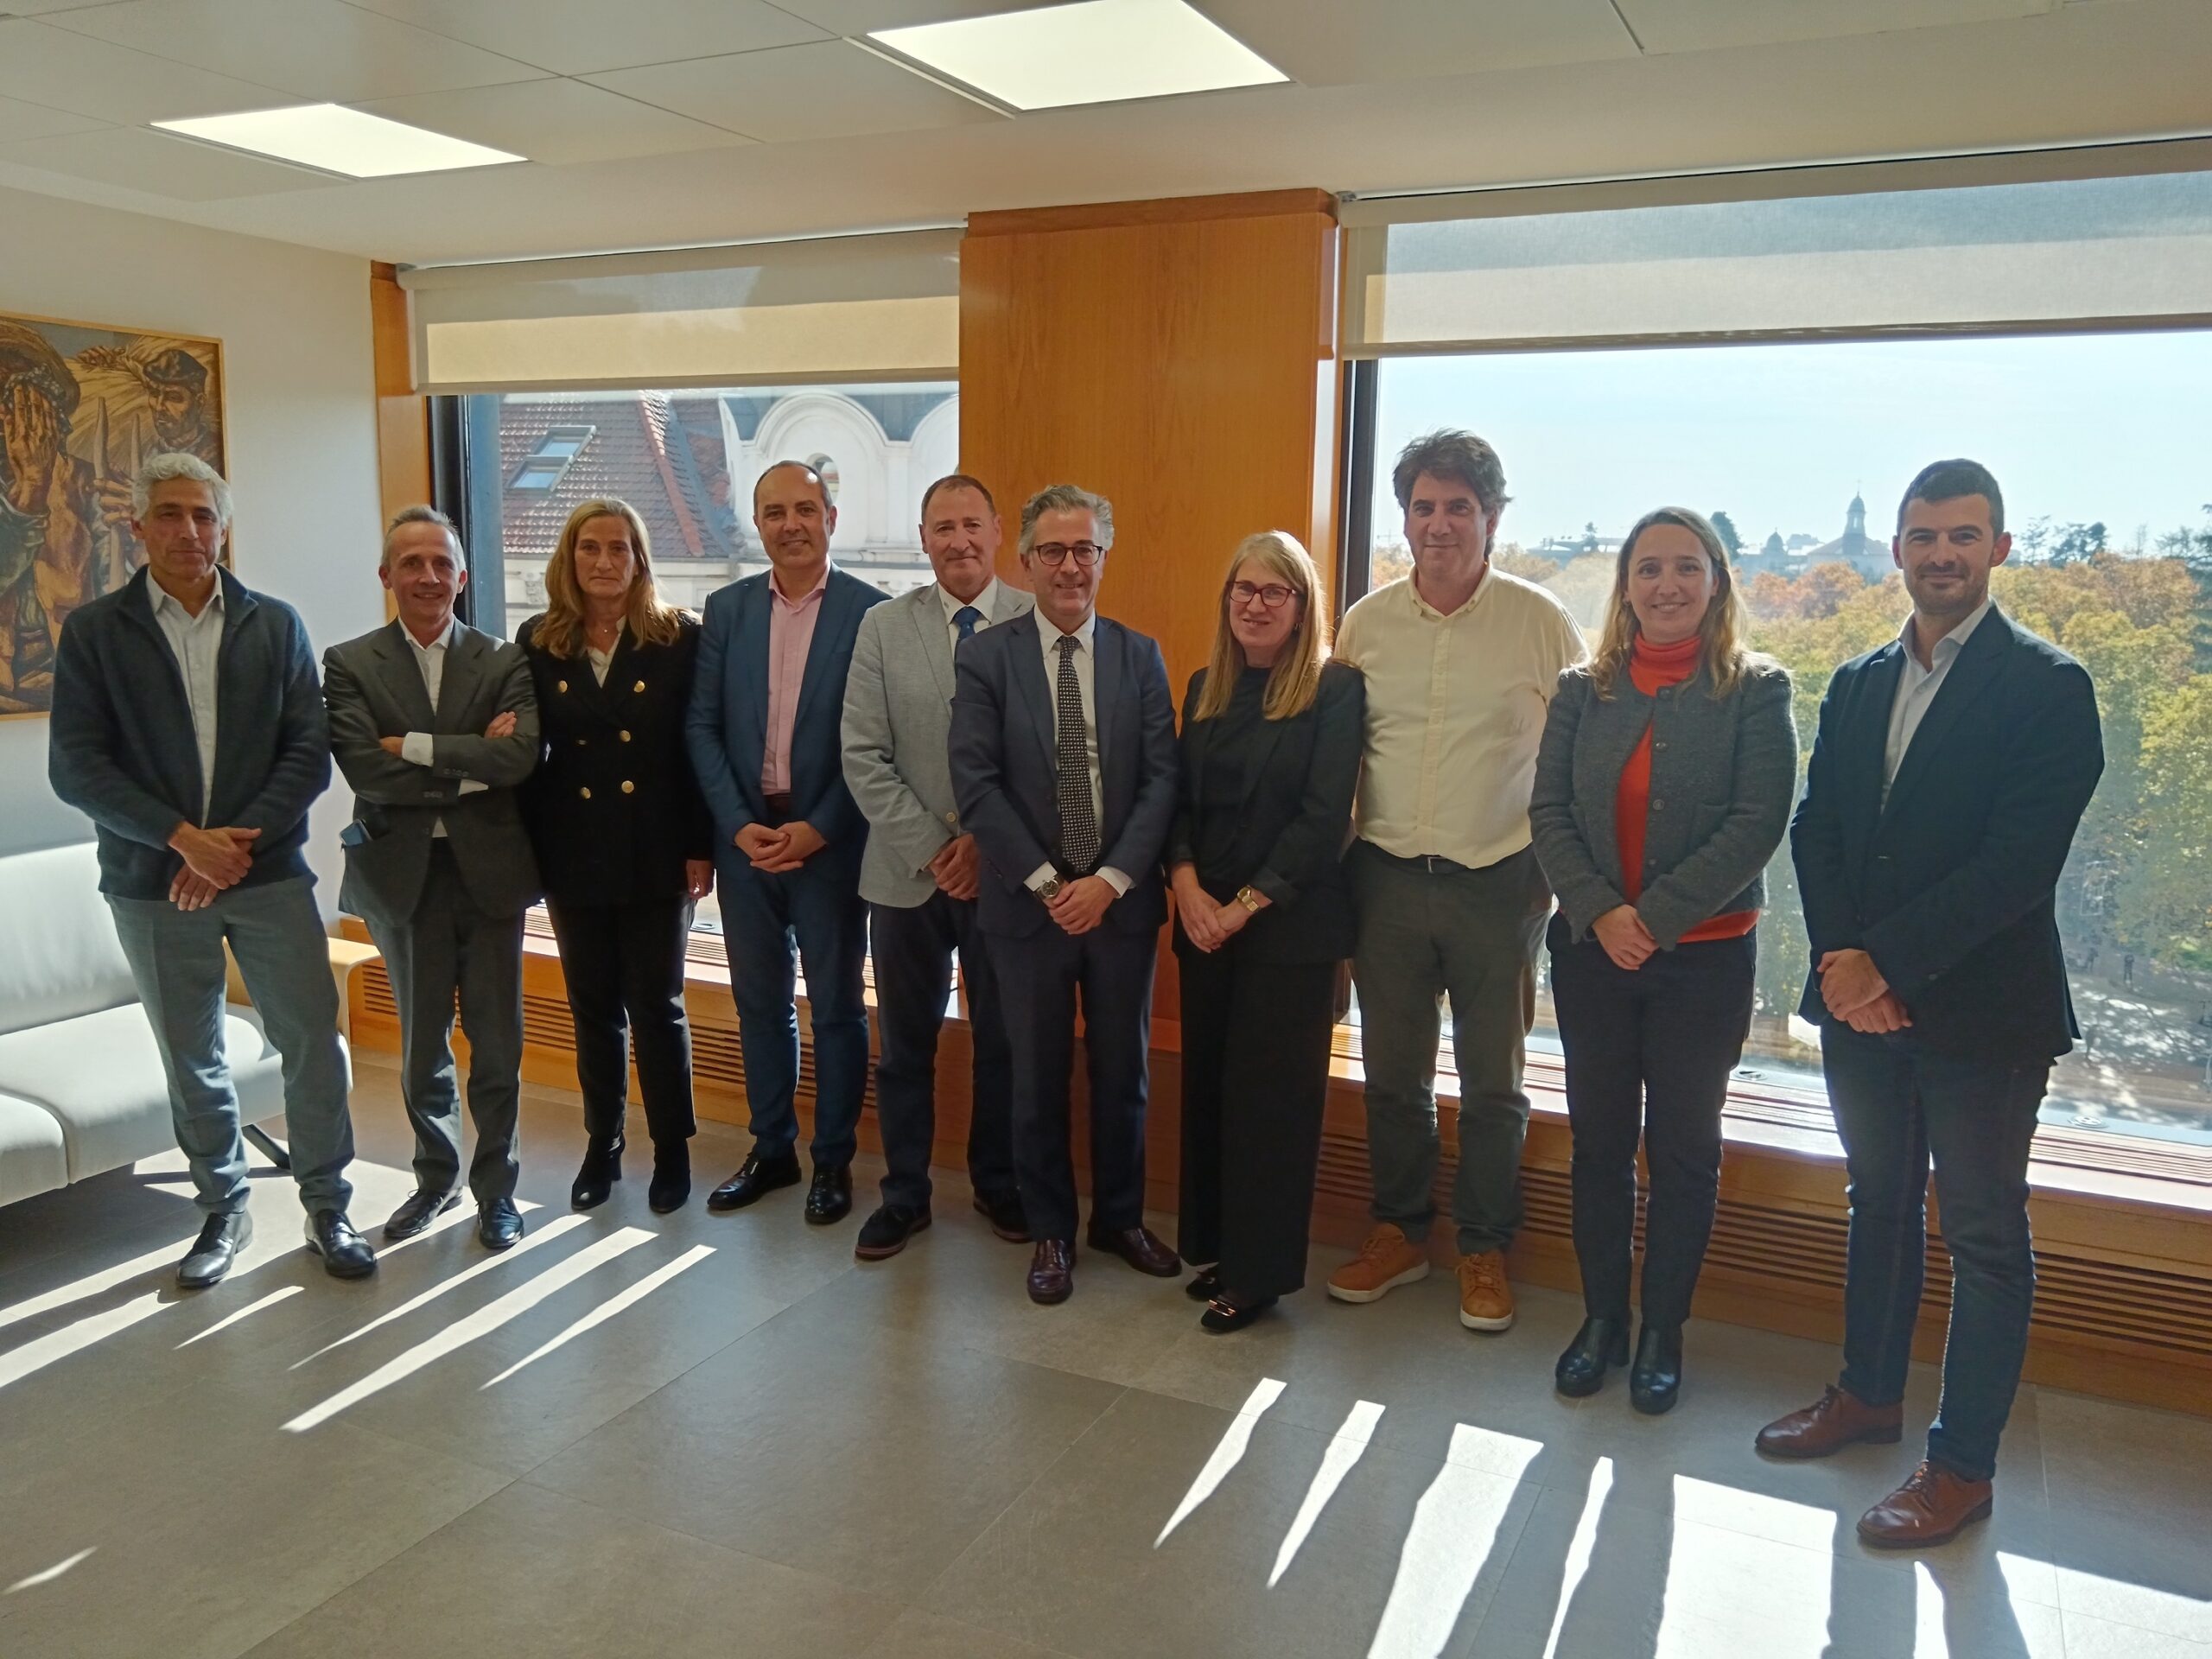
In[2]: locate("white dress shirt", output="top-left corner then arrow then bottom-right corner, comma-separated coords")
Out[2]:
396,614 -> 486,836
148,576 -> 224,823
1883,595 -> 1993,804
939,575 -> 1002,655
1025,611 -> 1131,896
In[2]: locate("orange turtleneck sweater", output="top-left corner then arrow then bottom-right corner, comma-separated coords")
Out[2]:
1614,632 -> 1758,944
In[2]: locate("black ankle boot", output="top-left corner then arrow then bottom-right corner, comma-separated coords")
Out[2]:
571,1134 -> 624,1210
1630,1324 -> 1683,1415
648,1141 -> 690,1213
1555,1314 -> 1632,1398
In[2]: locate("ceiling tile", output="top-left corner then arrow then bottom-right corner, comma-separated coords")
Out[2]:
1193,0 -> 1635,85
47,0 -> 549,101
355,78 -> 755,166
0,123 -> 346,198
769,0 -> 1081,29
0,18 -> 298,123
0,93 -> 108,143
587,38 -> 1007,145
345,0 -> 830,77
1617,0 -> 2056,54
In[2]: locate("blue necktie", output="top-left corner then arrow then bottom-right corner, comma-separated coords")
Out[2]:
954,605 -> 982,642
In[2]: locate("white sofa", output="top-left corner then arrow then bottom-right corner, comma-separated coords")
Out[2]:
0,840 -> 330,1208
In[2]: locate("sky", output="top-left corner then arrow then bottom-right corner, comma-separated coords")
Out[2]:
1370,330 -> 2212,553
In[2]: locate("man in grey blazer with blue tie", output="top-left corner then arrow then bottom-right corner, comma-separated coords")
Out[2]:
324,506 -> 541,1252
842,474 -> 1034,1261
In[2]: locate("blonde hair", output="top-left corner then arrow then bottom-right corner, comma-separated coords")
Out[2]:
1589,506 -> 1756,700
1192,531 -> 1329,723
535,499 -> 688,658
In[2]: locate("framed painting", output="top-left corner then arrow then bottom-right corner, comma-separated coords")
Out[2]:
0,311 -> 227,718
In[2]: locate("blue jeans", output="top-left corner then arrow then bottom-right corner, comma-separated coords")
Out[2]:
1823,1023 -> 2048,1483
715,853 -> 869,1167
107,875 -> 353,1217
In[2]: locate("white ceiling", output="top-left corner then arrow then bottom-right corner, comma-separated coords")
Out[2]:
0,0 -> 2200,265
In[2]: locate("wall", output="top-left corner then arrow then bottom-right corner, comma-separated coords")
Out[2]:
1,185 -> 386,905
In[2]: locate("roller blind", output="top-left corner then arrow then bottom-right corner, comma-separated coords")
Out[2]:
400,229 -> 961,393
1342,149 -> 2212,356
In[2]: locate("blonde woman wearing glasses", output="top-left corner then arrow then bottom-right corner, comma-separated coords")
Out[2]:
1169,531 -> 1365,1332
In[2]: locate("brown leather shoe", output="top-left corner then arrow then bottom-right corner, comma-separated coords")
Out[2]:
1755,1385 -> 1905,1459
1027,1239 -> 1075,1305
1085,1223 -> 1180,1277
1857,1462 -> 1993,1548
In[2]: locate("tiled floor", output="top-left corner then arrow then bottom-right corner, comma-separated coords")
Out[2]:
2,1056 -> 2208,1658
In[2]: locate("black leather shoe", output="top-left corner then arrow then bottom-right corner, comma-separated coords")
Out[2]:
706,1147 -> 802,1211
384,1186 -> 461,1241
1200,1293 -> 1277,1334
854,1203 -> 931,1261
1630,1323 -> 1684,1415
304,1210 -> 377,1280
478,1199 -> 525,1252
648,1142 -> 691,1214
804,1164 -> 853,1225
1555,1315 -> 1632,1398
1185,1266 -> 1222,1303
972,1187 -> 1031,1243
1027,1238 -> 1075,1305
1085,1223 -> 1180,1276
571,1134 -> 624,1210
178,1210 -> 252,1289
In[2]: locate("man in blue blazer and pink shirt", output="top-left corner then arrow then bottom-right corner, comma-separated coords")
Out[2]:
686,460 -> 887,1226
949,483 -> 1181,1305
1758,459 -> 2104,1549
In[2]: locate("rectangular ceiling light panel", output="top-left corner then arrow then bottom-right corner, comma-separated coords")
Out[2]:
155,103 -> 523,176
871,0 -> 1287,111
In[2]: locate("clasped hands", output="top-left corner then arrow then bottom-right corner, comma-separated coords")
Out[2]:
1172,865 -> 1260,953
1817,947 -> 1912,1033
735,818 -> 827,874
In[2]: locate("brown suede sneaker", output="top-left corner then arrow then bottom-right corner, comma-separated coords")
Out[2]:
1755,1385 -> 1906,1459
1326,1224 -> 1429,1304
1857,1461 -> 1993,1548
1456,1249 -> 1516,1331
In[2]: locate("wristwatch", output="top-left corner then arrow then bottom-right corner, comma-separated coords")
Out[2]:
1037,875 -> 1065,903
1236,885 -> 1262,912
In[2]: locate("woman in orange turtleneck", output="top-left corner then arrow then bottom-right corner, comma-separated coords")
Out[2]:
1529,508 -> 1797,1414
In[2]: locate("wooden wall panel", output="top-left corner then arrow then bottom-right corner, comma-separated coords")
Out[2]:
370,260 -> 428,620
960,189 -> 1341,1020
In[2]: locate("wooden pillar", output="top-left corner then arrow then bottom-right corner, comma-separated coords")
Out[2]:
958,188 -> 1344,1035
370,261 -> 429,620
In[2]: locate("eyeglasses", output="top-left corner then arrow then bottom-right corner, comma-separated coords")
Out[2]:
1030,541 -> 1102,567
1230,581 -> 1298,608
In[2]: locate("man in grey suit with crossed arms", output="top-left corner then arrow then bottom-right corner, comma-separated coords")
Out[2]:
842,474 -> 1035,1260
324,505 -> 542,1252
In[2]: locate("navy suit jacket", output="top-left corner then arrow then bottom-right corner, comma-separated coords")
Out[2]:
686,566 -> 887,868
948,609 -> 1178,940
1790,604 -> 2103,1064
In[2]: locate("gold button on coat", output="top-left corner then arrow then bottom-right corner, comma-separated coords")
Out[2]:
556,680 -> 568,693
633,679 -> 645,693
620,780 -> 635,794
619,730 -> 632,742
579,786 -> 591,799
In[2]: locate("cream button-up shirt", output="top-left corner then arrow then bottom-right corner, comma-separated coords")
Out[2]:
148,576 -> 225,824
1335,566 -> 1587,870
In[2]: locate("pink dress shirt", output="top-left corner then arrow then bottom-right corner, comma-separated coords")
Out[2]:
763,563 -> 830,796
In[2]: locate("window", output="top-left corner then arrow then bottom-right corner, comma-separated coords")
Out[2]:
455,381 -> 960,936
1344,334 -> 2212,1147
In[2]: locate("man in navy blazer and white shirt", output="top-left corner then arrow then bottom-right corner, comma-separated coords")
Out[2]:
841,474 -> 1034,1261
1759,459 -> 2104,1551
948,483 -> 1180,1304
687,460 -> 887,1226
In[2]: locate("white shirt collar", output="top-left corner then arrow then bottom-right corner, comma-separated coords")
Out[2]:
939,576 -> 1000,626
1902,594 -> 1993,667
148,575 -> 223,622
1039,610 -> 1096,653
401,614 -> 459,656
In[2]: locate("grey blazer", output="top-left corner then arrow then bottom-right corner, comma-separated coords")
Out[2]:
324,618 -> 543,925
841,580 -> 1034,907
1530,656 -> 1796,950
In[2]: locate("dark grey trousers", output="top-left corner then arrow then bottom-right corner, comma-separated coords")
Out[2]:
367,842 -> 526,1205
1348,841 -> 1551,1255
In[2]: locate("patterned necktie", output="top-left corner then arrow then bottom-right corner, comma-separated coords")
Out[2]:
1053,632 -> 1101,874
954,605 -> 982,642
